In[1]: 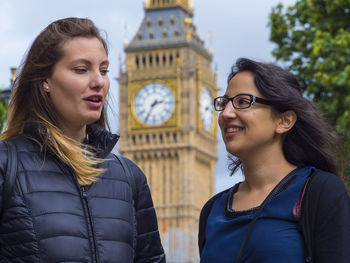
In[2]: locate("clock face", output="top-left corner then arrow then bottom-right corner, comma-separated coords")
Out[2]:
200,87 -> 214,131
134,83 -> 175,126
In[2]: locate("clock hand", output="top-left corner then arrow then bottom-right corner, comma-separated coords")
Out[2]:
151,99 -> 164,108
144,111 -> 151,123
145,107 -> 153,123
145,99 -> 166,123
145,100 -> 157,123
150,99 -> 158,108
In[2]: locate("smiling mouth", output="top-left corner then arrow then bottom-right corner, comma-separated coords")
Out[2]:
226,127 -> 243,133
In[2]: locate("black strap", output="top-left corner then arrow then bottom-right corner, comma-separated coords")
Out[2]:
114,154 -> 137,203
234,172 -> 296,263
2,141 -> 18,209
299,169 -> 324,263
114,154 -> 138,255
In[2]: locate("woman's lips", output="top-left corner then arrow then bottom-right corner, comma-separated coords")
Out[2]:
85,100 -> 102,108
84,95 -> 103,108
225,126 -> 244,137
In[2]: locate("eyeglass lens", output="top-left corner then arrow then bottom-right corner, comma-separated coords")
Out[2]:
215,95 -> 252,111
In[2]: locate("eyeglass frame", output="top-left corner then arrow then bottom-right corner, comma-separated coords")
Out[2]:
213,93 -> 275,111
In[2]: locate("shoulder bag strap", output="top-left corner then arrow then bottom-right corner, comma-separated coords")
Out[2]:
2,141 -> 18,209
113,154 -> 138,257
235,172 -> 296,263
299,169 -> 320,263
114,154 -> 137,203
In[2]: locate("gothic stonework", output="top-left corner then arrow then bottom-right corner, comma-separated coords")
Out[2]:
118,1 -> 218,262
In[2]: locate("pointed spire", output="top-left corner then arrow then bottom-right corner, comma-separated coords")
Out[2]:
144,0 -> 193,16
10,67 -> 16,84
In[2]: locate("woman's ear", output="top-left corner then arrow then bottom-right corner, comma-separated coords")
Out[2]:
276,110 -> 297,134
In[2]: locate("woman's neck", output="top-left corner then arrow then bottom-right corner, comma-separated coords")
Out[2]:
240,147 -> 297,192
60,124 -> 86,143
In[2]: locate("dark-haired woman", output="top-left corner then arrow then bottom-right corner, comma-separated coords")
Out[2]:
0,17 -> 165,262
198,58 -> 350,263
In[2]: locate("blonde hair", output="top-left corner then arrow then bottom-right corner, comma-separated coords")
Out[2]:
1,18 -> 109,185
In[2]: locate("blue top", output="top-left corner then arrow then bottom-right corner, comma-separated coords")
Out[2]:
201,166 -> 315,263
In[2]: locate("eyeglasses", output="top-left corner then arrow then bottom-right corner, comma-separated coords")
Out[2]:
213,93 -> 275,111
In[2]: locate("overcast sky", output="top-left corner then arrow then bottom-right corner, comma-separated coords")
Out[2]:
0,0 -> 296,192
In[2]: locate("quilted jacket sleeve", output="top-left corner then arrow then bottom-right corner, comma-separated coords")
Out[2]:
126,159 -> 166,263
0,141 -> 8,217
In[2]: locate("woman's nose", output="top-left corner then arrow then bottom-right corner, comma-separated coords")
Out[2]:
90,71 -> 106,89
220,101 -> 237,119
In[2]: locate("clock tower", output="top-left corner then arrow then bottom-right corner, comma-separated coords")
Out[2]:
118,1 -> 218,262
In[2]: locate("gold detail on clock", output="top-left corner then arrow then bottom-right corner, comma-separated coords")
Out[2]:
129,79 -> 179,133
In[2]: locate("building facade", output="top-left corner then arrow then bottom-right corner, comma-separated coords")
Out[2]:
118,1 -> 218,261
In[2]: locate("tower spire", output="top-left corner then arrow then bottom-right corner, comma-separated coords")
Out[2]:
145,0 -> 193,15
10,67 -> 16,84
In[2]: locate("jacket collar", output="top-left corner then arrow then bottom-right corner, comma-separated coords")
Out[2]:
85,124 -> 119,158
22,122 -> 119,159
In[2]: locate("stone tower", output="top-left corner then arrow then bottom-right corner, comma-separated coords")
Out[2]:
118,1 -> 218,261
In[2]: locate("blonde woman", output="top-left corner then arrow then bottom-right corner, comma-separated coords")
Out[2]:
0,17 -> 165,262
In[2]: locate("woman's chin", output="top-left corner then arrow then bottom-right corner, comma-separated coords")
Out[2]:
83,114 -> 102,125
225,144 -> 241,157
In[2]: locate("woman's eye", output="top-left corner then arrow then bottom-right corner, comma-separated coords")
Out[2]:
100,69 -> 109,75
236,98 -> 250,107
73,68 -> 87,73
221,99 -> 229,106
238,99 -> 249,104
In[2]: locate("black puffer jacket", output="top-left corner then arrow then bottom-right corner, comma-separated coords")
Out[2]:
0,124 -> 165,262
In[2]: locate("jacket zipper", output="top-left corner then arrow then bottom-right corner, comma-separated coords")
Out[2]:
53,157 -> 100,262
51,146 -> 104,262
81,186 -> 99,263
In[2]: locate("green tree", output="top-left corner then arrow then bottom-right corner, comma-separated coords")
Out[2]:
269,0 -> 350,186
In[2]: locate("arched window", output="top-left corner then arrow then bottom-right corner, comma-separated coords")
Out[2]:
169,15 -> 175,26
135,55 -> 140,69
146,18 -> 151,28
169,54 -> 173,65
158,17 -> 163,27
149,54 -> 153,66
149,31 -> 154,39
162,29 -> 168,38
